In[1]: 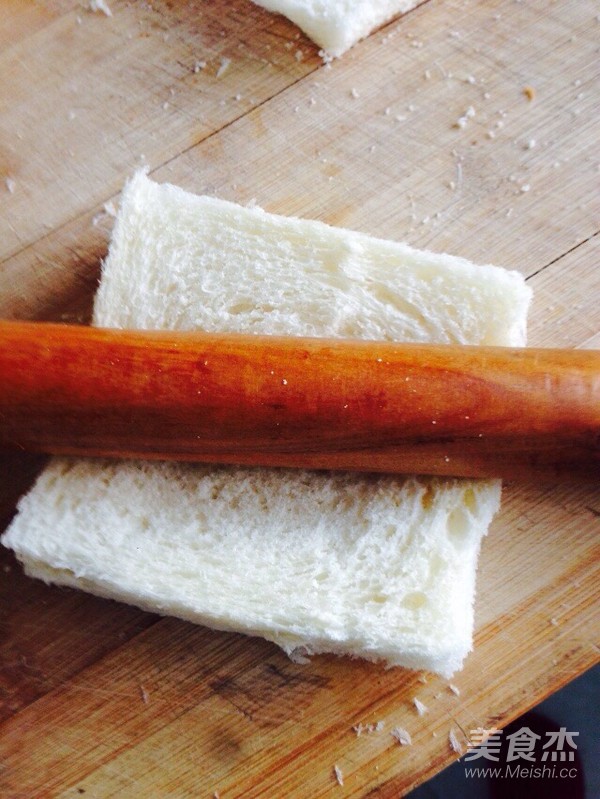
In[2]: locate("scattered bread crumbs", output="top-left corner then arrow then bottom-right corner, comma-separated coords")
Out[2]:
213,792 -> 220,799
139,683 -> 149,704
334,764 -> 344,786
550,617 -> 559,626
523,85 -> 536,101
194,60 -> 207,73
216,58 -> 231,78
391,727 -> 412,746
413,698 -> 428,716
418,675 -> 428,684
453,114 -> 467,129
448,684 -> 461,696
89,0 -> 112,16
5,177 -> 16,194
449,728 -> 462,754
352,721 -> 385,736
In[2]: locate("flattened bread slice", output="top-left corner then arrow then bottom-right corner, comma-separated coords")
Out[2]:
2,172 -> 531,676
252,0 -> 421,57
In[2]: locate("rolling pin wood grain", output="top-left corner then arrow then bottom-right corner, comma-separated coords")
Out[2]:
0,320 -> 598,480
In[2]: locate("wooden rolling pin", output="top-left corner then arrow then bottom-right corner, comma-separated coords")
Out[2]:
0,320 -> 598,481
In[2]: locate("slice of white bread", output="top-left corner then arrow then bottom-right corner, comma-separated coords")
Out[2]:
252,0 -> 420,58
1,172 -> 532,676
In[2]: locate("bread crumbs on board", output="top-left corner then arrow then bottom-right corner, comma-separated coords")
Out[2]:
352,721 -> 385,736
216,58 -> 231,78
413,698 -> 428,716
89,0 -> 112,16
334,764 -> 344,786
391,727 -> 412,746
449,728 -> 462,754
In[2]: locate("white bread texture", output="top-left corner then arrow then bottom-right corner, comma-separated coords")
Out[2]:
2,172 -> 532,677
252,0 -> 420,58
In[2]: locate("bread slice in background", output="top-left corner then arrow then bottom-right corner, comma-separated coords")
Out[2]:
1,172 -> 532,677
251,0 -> 421,58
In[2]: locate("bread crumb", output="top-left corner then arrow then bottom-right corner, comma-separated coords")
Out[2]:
334,764 -> 344,786
89,0 -> 112,16
194,60 -> 207,73
523,85 -> 536,101
391,727 -> 412,746
448,684 -> 460,696
520,184 -> 531,193
295,49 -> 304,62
413,698 -> 428,716
216,58 -> 231,78
288,646 -> 310,664
103,201 -> 117,217
550,617 -> 558,626
139,683 -> 149,704
351,88 -> 360,99
424,69 -> 432,80
353,721 -> 385,736
525,138 -> 536,149
449,728 -> 462,753
5,177 -> 16,194
418,675 -> 428,684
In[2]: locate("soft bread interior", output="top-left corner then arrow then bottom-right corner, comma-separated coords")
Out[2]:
2,172 -> 531,677
251,0 -> 421,57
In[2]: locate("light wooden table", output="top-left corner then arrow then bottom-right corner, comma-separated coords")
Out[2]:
0,1 -> 598,796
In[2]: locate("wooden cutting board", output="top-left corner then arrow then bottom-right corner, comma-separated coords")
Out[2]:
0,1 -> 598,796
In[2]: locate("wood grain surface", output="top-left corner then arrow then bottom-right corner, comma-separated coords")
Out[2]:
0,0 -> 599,797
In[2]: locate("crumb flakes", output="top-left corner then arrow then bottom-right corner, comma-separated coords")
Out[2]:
295,49 -> 303,61
550,617 -> 558,626
353,720 -> 385,736
5,177 -> 16,194
453,106 -> 475,129
139,683 -> 149,704
448,684 -> 461,696
523,85 -> 536,101
216,57 -> 231,78
520,184 -> 531,193
413,698 -> 428,716
334,764 -> 344,786
449,728 -> 462,754
194,60 -> 207,72
525,138 -> 536,149
89,0 -> 112,16
391,727 -> 412,746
